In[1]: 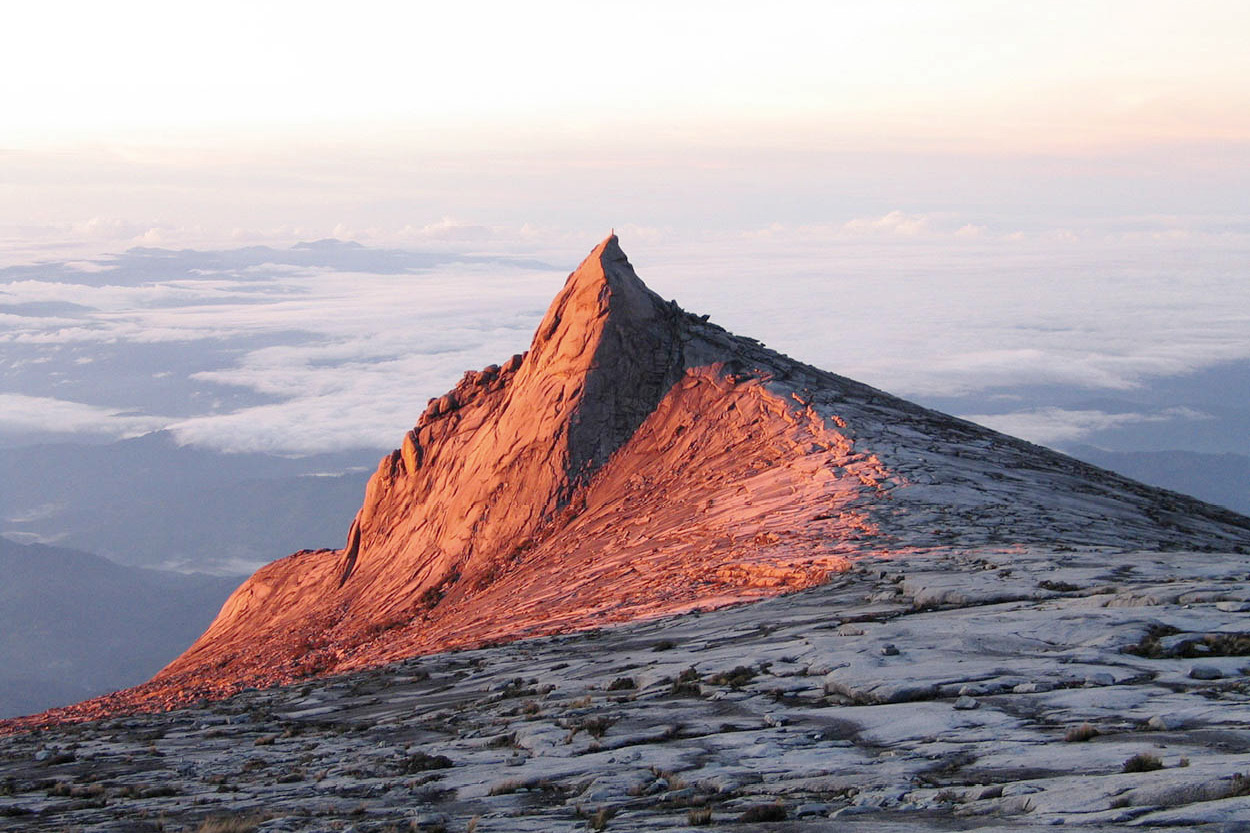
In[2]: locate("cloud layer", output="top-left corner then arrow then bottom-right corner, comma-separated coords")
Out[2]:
2,221 -> 1247,455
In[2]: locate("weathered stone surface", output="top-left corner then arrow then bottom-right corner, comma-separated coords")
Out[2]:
4,547 -> 1250,831
9,235 -> 1250,732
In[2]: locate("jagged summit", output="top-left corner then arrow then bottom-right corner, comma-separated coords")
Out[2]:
506,233 -> 691,501
13,237 -> 1250,729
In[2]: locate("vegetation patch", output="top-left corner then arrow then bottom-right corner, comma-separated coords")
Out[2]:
488,776 -> 568,798
396,751 -> 454,774
1065,723 -> 1100,742
1123,752 -> 1164,773
707,665 -> 758,689
1124,626 -> 1250,659
196,814 -> 270,833
669,668 -> 702,697
1123,625 -> 1184,658
687,807 -> 713,825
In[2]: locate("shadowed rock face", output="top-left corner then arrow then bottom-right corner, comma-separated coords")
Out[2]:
12,235 -> 1250,729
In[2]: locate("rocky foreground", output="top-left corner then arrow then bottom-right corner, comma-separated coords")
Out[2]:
5,545 -> 1250,831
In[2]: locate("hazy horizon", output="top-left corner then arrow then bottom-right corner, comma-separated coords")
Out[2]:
3,1 -> 1248,458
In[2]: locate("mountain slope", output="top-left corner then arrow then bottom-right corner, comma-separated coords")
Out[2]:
15,236 -> 1250,727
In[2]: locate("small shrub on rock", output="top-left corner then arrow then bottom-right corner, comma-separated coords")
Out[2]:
1066,723 -> 1100,742
398,751 -> 454,774
708,666 -> 758,689
1122,752 -> 1164,773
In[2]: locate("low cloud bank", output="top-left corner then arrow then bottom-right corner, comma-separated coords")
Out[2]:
2,222 -> 1247,455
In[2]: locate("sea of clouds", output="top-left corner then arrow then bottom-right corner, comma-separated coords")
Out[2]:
2,213 -> 1248,457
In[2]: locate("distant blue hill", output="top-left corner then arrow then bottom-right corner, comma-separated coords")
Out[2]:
0,431 -> 376,574
1064,445 -> 1250,517
0,538 -> 241,718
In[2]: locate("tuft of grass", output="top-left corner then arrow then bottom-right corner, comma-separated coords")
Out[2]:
1226,772 -> 1250,797
687,807 -> 713,825
1066,723 -> 1100,743
1122,624 -> 1183,658
488,777 -> 560,796
489,778 -> 527,796
1123,752 -> 1164,773
707,666 -> 757,689
196,814 -> 270,833
588,806 -> 615,830
607,676 -> 636,691
396,751 -> 453,773
669,667 -> 702,697
648,766 -> 687,791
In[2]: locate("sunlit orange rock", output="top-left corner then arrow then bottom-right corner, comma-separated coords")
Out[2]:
9,234 -> 1249,732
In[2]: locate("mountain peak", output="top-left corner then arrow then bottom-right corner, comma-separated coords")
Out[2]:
523,235 -> 689,484
528,233 -> 669,361
21,237 -> 1250,727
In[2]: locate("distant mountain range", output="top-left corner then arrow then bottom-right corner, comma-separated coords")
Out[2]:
0,538 -> 238,718
0,431 -> 375,574
1064,445 -> 1250,517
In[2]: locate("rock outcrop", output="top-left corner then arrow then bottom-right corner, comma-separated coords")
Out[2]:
13,235 -> 1250,728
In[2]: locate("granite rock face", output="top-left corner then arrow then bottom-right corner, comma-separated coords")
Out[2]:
12,235 -> 1250,729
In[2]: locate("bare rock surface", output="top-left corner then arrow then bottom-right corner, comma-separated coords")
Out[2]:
4,546 -> 1250,831
5,237 -> 1250,832
7,234 -> 1249,730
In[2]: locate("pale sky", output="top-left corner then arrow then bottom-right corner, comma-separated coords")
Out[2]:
2,2 -> 1247,245
6,1 -> 1249,144
0,1 -> 1246,252
2,1 -> 1249,457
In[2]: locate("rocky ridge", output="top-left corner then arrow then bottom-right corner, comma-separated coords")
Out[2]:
7,235 -> 1250,731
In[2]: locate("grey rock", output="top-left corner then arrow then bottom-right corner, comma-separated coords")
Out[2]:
1002,783 -> 1043,796
1189,664 -> 1223,680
